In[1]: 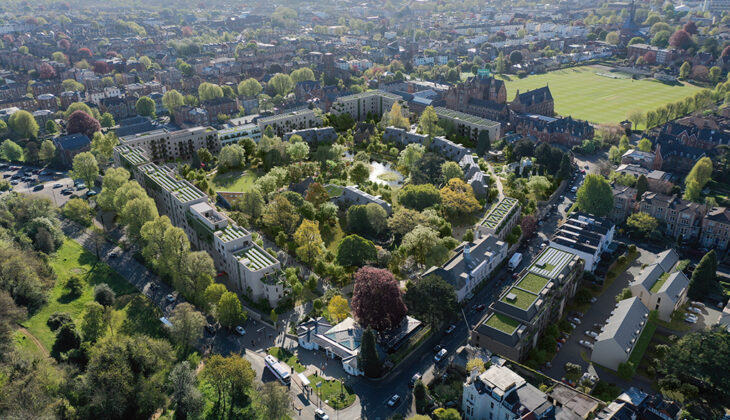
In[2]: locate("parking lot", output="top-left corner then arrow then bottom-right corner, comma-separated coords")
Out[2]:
0,163 -> 92,205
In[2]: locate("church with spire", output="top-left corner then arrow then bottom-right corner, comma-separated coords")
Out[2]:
619,0 -> 642,46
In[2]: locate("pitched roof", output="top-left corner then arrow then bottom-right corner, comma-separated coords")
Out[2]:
596,297 -> 650,355
55,133 -> 91,150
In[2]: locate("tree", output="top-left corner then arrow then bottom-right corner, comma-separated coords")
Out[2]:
495,51 -> 507,73
387,208 -> 426,237
235,188 -> 265,220
53,322 -> 81,355
414,379 -> 428,413
290,67 -> 315,84
62,78 -> 85,92
0,139 -> 23,161
441,161 -> 463,183
286,141 -> 309,162
161,226 -> 191,284
434,408 -> 461,420
605,31 -> 620,45
328,295 -> 350,323
8,110 -> 39,138
135,96 -> 156,117
63,197 -> 94,225
269,73 -> 294,97
97,167 -> 130,211
688,250 -> 718,300
203,283 -> 227,312
80,301 -> 106,342
404,275 -> 457,328
162,90 -> 184,112
527,176 -> 552,200
197,148 -> 213,165
627,212 -> 659,238
576,174 -> 614,217
386,101 -> 409,129
398,144 -> 425,175
71,151 -> 99,187
91,131 -> 119,163
99,112 -> 115,128
39,62 -> 57,79
632,173 -> 648,197
637,138 -> 652,152
418,105 -> 439,138
218,144 -> 246,169
305,182 -> 329,208
628,37 -> 645,46
94,283 -> 115,307
476,130 -> 491,156
262,195 -> 299,234
401,225 -> 440,265
198,82 -> 224,102
440,178 -> 481,217
351,267 -> 407,332
168,362 -> 204,420
359,328 -> 381,377
67,109 -> 101,138
684,157 -> 713,201
36,139 -> 55,162
466,358 -> 487,374
237,78 -> 262,97
509,50 -> 523,64
217,291 -> 246,328
294,219 -> 324,264
256,382 -> 291,419
627,109 -> 646,131
349,161 -> 370,184
670,30 -> 692,49
399,184 -> 441,211
169,303 -> 206,350
336,234 -> 377,267
120,197 -> 158,241
679,61 -> 691,79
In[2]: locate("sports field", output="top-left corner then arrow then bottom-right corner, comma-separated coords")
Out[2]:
497,66 -> 702,126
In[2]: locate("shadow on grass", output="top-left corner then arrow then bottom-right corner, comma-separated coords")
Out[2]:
120,295 -> 166,338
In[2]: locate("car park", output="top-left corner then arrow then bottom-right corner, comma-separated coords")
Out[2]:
445,324 -> 456,334
691,301 -> 705,309
578,340 -> 594,349
387,394 -> 401,407
235,326 -> 246,335
684,315 -> 697,324
76,183 -> 86,190
585,330 -> 599,339
434,348 -> 448,363
53,183 -> 63,188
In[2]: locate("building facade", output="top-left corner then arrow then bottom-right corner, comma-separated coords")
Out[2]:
119,126 -> 220,162
549,212 -> 615,272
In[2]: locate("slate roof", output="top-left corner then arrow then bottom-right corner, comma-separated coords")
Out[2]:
514,86 -> 552,106
55,133 -> 90,150
596,297 -> 650,355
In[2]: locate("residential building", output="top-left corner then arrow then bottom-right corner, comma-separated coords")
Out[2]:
509,87 -> 555,117
332,185 -> 392,215
611,184 -> 638,222
626,44 -> 684,65
53,133 -> 91,167
629,249 -> 688,322
382,127 -> 470,161
434,106 -> 501,144
282,127 -> 337,144
330,90 -> 403,121
471,247 -> 584,361
256,109 -> 322,137
620,149 -> 662,170
511,114 -> 594,146
615,164 -> 673,194
549,212 -> 615,272
477,197 -> 521,241
218,123 -> 261,146
443,76 -> 510,122
462,364 -> 555,420
591,297 -> 650,371
639,192 -> 706,240
113,145 -> 285,306
119,126 -> 219,161
423,233 -> 508,302
460,154 -> 490,199
701,207 -> 730,250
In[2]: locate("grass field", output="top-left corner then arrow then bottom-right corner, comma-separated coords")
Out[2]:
308,375 -> 356,409
495,66 -> 702,127
210,169 -> 260,192
21,239 -> 162,353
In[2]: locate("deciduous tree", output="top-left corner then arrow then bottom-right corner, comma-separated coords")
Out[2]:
8,110 -> 39,138
168,303 -> 206,350
359,327 -> 381,377
0,139 -> 23,161
351,267 -> 407,332
162,89 -> 184,112
294,219 -> 324,264
404,275 -> 457,328
336,234 -> 377,267
39,139 -> 56,162
217,291 -> 246,328
576,174 -> 614,217
135,96 -> 156,117
440,178 -> 480,217
327,295 -> 350,323
237,78 -> 262,97
67,109 -> 101,138
268,73 -> 294,97
71,151 -> 99,187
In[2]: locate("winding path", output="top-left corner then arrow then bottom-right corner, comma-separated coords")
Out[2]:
16,326 -> 50,358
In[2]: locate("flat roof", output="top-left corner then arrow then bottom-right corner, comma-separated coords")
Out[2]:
517,273 -> 551,294
528,247 -> 575,280
501,287 -> 539,310
481,197 -> 519,229
235,246 -> 276,271
336,89 -> 402,101
117,145 -> 148,166
141,164 -> 205,203
434,106 -> 500,127
485,312 -> 521,335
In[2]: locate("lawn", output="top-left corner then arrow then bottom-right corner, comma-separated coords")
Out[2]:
322,219 -> 346,253
13,330 -> 46,358
209,169 -> 260,192
485,313 -> 521,335
517,273 -> 550,294
268,346 -> 306,373
308,375 -> 356,410
497,66 -> 702,127
501,287 -> 539,310
628,321 -> 657,368
21,239 -> 154,352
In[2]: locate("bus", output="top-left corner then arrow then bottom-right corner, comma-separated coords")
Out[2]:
264,354 -> 291,386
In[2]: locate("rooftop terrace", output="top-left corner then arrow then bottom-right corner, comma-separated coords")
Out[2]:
485,313 -> 521,335
236,246 -> 276,271
516,273 -> 551,294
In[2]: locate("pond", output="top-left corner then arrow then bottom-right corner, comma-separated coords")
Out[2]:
368,160 -> 404,187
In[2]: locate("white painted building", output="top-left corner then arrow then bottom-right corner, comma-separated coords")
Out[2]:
629,249 -> 688,322
591,297 -> 650,371
549,212 -> 615,272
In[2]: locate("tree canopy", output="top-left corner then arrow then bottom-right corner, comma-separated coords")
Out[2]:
351,267 -> 407,332
576,174 -> 614,217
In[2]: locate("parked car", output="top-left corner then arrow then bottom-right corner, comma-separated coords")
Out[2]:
409,373 -> 422,388
433,344 -> 442,353
315,408 -> 330,420
568,317 -> 581,325
474,303 -> 486,312
684,315 -> 697,324
434,348 -> 448,363
32,184 -> 44,191
445,324 -> 456,334
166,294 -> 175,303
53,183 -> 63,188
86,190 -> 97,197
235,326 -> 246,335
590,297 -> 598,303
585,330 -> 599,339
690,301 -> 705,309
687,306 -> 702,315
387,394 -> 401,408
578,340 -> 594,349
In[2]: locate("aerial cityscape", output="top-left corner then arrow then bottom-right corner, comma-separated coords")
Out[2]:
2,0 -> 730,419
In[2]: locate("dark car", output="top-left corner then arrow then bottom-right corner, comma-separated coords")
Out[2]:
205,324 -> 217,335
32,184 -> 44,191
474,304 -> 486,312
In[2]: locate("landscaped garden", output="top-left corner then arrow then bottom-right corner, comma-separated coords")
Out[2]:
209,169 -> 260,192
307,374 -> 356,409
497,65 -> 702,127
268,346 -> 306,373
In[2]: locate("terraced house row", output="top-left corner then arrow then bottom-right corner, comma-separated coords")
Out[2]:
471,246 -> 584,361
113,145 -> 286,307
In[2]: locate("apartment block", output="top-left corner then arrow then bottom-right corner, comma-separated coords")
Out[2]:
332,185 -> 392,215
639,192 -> 706,241
119,126 -> 220,162
629,249 -> 688,322
256,109 -> 322,137
330,90 -> 403,121
700,207 -> 730,250
549,212 -> 615,272
218,123 -> 261,146
113,145 -> 285,306
434,106 -> 501,144
471,247 -> 583,361
477,197 -> 521,241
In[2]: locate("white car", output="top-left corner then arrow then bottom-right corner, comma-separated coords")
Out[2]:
578,340 -> 594,350
568,317 -> 581,325
585,330 -> 599,339
387,394 -> 401,407
687,306 -> 702,315
235,326 -> 246,335
434,348 -> 448,363
165,294 -> 175,303
684,315 -> 697,324
445,324 -> 456,334
691,301 -> 705,309
685,313 -> 698,320
314,408 -> 330,420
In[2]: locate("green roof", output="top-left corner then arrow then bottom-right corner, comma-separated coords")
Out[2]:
117,145 -> 149,166
142,164 -> 205,203
517,273 -> 551,294
236,246 -> 276,271
481,197 -> 519,230
485,313 -> 521,335
650,272 -> 670,294
434,106 -> 500,127
501,287 -> 539,310
528,246 -> 575,280
218,224 -> 248,242
336,89 -> 401,102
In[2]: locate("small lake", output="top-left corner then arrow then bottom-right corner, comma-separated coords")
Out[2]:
368,161 -> 404,187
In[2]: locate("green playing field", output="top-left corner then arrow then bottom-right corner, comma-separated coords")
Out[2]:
496,66 -> 702,127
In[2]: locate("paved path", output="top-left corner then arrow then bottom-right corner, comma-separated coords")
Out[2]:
486,161 -> 504,200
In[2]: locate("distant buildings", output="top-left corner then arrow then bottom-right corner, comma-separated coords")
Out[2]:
256,109 -> 322,137
591,297 -> 650,371
549,212 -> 615,273
629,249 -> 688,322
511,114 -> 594,146
282,126 -> 337,144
